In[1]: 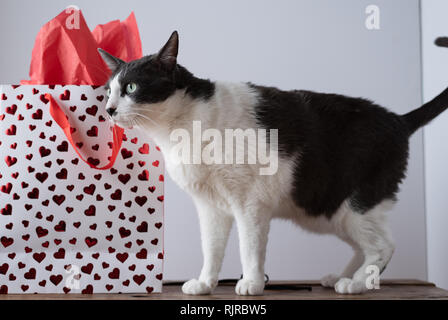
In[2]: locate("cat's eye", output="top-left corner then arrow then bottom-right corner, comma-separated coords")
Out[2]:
126,83 -> 137,94
106,88 -> 111,97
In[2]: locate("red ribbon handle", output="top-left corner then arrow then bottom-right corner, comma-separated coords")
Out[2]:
46,93 -> 124,170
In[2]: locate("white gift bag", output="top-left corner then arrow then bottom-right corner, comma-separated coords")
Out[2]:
0,84 -> 164,294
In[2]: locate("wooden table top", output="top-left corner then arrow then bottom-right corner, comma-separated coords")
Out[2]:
1,279 -> 447,300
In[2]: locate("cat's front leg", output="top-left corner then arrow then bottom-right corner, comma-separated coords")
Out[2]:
182,198 -> 233,295
234,209 -> 270,296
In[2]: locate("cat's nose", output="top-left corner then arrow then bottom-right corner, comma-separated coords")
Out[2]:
106,107 -> 117,116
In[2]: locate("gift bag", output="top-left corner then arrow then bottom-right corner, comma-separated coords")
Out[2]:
0,9 -> 164,294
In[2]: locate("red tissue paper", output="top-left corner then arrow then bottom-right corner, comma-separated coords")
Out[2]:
22,8 -> 142,85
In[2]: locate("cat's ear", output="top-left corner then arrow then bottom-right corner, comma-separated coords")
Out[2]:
156,31 -> 179,71
98,48 -> 125,72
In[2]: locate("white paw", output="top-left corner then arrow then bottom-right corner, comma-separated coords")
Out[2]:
334,277 -> 367,294
182,279 -> 213,295
320,273 -> 340,288
235,279 -> 264,296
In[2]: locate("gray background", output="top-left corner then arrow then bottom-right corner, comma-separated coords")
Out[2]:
0,0 -> 427,282
421,0 -> 448,290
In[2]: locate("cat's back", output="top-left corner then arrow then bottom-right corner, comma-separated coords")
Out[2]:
250,84 -> 410,216
251,85 -> 409,153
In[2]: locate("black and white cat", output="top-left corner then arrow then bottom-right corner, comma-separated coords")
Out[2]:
98,31 -> 448,295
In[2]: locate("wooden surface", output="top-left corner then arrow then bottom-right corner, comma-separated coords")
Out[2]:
1,280 -> 447,300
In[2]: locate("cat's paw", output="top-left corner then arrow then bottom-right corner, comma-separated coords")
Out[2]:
182,279 -> 213,295
334,277 -> 367,294
235,279 -> 264,296
320,273 -> 340,288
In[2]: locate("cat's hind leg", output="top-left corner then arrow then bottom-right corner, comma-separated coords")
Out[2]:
333,200 -> 395,294
320,245 -> 364,288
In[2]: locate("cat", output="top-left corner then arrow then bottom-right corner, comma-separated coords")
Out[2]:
98,31 -> 448,295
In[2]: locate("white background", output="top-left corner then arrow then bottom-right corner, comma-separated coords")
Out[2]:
1,0 -> 435,285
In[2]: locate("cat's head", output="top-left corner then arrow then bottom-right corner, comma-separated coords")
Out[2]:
98,31 -> 180,128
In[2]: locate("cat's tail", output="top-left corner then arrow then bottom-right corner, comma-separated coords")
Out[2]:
435,37 -> 448,48
403,37 -> 448,134
402,87 -> 448,134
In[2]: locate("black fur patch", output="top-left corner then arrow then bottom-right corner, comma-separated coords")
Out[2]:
105,55 -> 215,103
252,84 -> 411,217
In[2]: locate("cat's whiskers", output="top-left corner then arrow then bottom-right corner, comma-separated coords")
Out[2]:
133,117 -> 145,129
126,112 -> 161,128
130,107 -> 164,115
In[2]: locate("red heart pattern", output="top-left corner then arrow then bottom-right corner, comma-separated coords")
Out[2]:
0,85 -> 164,294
